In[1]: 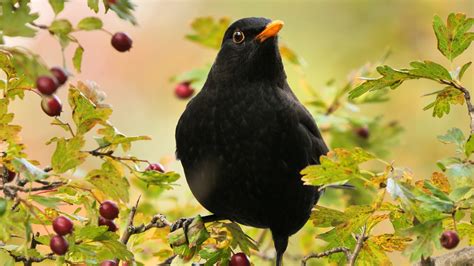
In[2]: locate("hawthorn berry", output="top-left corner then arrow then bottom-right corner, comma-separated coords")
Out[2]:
50,67 -> 68,85
36,75 -> 58,95
4,168 -> 16,182
230,252 -> 250,266
174,82 -> 195,99
146,163 -> 165,173
99,216 -> 118,232
111,32 -> 132,52
53,216 -> 74,235
99,200 -> 119,219
100,260 -> 118,266
41,95 -> 62,117
50,235 -> 69,255
440,230 -> 459,249
355,127 -> 370,139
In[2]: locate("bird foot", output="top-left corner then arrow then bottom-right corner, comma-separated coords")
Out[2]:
170,217 -> 194,232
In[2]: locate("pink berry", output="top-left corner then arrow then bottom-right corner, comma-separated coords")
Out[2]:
99,200 -> 119,220
50,235 -> 69,255
111,32 -> 132,52
41,95 -> 62,117
440,230 -> 460,249
36,76 -> 58,95
174,82 -> 195,99
52,216 -> 74,235
50,67 -> 68,85
146,163 -> 165,173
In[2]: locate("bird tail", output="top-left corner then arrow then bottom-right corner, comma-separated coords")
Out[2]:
318,183 -> 355,192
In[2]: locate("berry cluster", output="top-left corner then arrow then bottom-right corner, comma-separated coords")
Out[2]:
49,216 -> 73,255
37,67 -> 68,117
98,200 -> 120,232
37,32 -> 132,117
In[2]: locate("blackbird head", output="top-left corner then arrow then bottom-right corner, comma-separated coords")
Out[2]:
210,17 -> 286,83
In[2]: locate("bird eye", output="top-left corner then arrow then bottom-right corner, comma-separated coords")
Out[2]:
232,30 -> 245,44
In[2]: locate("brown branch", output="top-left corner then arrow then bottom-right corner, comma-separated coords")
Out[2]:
87,149 -> 151,164
301,224 -> 367,266
7,250 -> 55,263
0,181 -> 65,193
29,22 -> 48,30
349,224 -> 367,266
301,247 -> 352,266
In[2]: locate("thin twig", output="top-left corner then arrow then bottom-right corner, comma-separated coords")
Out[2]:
120,195 -> 142,244
0,182 -> 65,193
7,250 -> 55,263
301,247 -> 352,266
87,149 -> 151,164
441,80 -> 473,135
349,225 -> 367,266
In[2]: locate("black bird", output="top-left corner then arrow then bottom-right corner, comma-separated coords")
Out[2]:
175,17 -> 328,265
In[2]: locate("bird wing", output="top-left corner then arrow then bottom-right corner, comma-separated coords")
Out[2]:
283,84 -> 329,165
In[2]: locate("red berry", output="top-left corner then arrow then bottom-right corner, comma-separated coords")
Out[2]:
99,200 -> 119,220
50,67 -> 68,85
5,168 -> 16,182
52,216 -> 74,235
36,76 -> 58,95
99,216 -> 118,232
355,127 -> 370,139
50,235 -> 69,255
101,260 -> 118,266
440,230 -> 459,249
111,32 -> 132,52
174,82 -> 195,99
146,163 -> 165,173
107,0 -> 117,4
230,252 -> 250,266
41,95 -> 62,117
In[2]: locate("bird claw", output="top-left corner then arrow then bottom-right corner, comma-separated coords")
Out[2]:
170,217 -> 194,232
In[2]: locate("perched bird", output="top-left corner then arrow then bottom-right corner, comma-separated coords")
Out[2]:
175,17 -> 328,265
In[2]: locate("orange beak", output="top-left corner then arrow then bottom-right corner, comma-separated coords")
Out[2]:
255,20 -> 284,43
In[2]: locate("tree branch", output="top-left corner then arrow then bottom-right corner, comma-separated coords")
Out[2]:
301,225 -> 367,266
349,224 -> 367,266
87,149 -> 151,164
301,247 -> 351,266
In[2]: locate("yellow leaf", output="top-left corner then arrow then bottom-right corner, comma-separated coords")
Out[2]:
430,172 -> 451,193
370,234 -> 411,252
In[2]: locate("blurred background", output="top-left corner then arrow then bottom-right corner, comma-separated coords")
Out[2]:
5,0 -> 474,265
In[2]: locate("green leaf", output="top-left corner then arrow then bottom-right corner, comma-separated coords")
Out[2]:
135,170 -> 180,190
357,240 -> 391,266
49,19 -> 73,35
96,124 -> 151,152
68,86 -> 112,135
29,195 -> 62,208
72,46 -> 84,73
50,136 -> 87,174
465,134 -> 474,157
402,219 -> 443,262
48,0 -> 65,15
457,223 -> 474,245
0,198 -> 7,216
222,222 -> 258,254
349,65 -> 415,99
87,0 -> 99,13
424,87 -> 464,118
279,44 -> 305,66
86,159 -> 129,203
1,1 -> 39,37
310,206 -> 346,227
437,128 -> 465,154
407,61 -> 452,81
170,65 -> 211,90
11,158 -> 48,181
77,17 -> 103,31
433,13 -> 474,61
186,17 -> 230,49
458,61 -> 471,80
301,147 -> 375,186
108,0 -> 137,25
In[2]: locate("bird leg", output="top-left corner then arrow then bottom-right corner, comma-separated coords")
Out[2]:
273,234 -> 289,266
